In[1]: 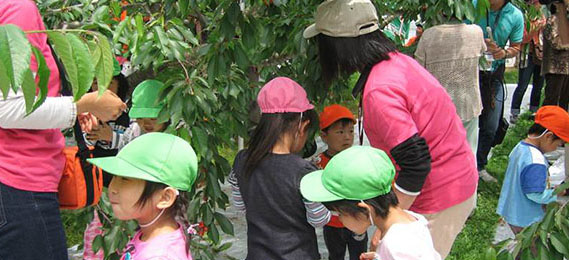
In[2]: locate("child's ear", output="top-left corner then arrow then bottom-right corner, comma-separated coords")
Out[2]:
356,201 -> 373,214
156,187 -> 178,209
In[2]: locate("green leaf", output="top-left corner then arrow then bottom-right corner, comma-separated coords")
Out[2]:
203,205 -> 214,225
112,19 -> 128,44
220,15 -> 235,40
227,2 -> 241,22
0,24 -> 32,93
135,14 -> 145,36
214,212 -> 234,235
87,41 -> 101,70
0,60 -> 10,99
92,235 -> 104,254
233,44 -> 249,70
67,33 -> 95,100
207,223 -> 220,244
241,21 -> 256,50
30,46 -> 50,112
179,0 -> 189,17
94,32 -> 114,96
48,31 -> 78,95
550,232 -> 569,256
21,69 -> 36,114
192,127 -> 208,155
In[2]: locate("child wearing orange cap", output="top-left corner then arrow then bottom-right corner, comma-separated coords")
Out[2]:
313,104 -> 368,260
497,106 -> 569,233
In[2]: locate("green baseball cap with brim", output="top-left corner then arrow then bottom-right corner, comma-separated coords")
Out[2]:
129,79 -> 165,119
300,146 -> 395,202
87,132 -> 198,191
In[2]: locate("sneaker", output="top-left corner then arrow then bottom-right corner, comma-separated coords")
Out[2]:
479,169 -> 497,183
509,114 -> 518,124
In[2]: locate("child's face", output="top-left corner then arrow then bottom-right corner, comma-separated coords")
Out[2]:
321,121 -> 354,155
137,118 -> 167,133
108,176 -> 153,221
337,211 -> 371,235
540,133 -> 565,153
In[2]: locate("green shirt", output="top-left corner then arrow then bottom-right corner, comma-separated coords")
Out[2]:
473,1 -> 524,69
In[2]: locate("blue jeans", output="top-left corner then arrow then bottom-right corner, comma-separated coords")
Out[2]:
0,181 -> 68,260
477,76 -> 504,171
511,55 -> 544,115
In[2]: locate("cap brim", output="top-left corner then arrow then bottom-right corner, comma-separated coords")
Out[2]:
300,170 -> 344,202
303,24 -> 320,39
87,156 -> 163,184
128,107 -> 161,119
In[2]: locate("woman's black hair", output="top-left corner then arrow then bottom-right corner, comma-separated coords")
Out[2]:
528,123 -> 561,140
316,29 -> 397,86
135,181 -> 192,254
322,190 -> 399,219
244,109 -> 318,177
114,73 -> 130,102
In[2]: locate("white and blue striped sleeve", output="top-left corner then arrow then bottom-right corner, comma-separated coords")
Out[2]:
304,200 -> 331,228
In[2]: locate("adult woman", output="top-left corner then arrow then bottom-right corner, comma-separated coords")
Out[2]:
304,0 -> 478,258
0,1 -> 125,259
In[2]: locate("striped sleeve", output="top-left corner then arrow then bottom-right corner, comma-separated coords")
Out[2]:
304,200 -> 331,228
228,169 -> 246,212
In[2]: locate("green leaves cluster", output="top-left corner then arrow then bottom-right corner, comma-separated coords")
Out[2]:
0,25 -> 114,112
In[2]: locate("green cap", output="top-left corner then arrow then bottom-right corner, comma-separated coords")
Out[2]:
129,80 -> 165,119
87,132 -> 198,191
300,146 -> 395,202
113,58 -> 121,76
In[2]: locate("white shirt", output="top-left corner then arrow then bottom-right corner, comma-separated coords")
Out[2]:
376,211 -> 441,260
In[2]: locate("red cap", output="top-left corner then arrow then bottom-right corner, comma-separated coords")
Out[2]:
535,106 -> 569,142
319,104 -> 356,130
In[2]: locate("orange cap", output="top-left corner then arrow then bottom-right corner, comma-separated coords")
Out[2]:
535,106 -> 569,142
319,104 -> 356,130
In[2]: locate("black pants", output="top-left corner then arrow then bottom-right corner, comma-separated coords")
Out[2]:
543,74 -> 569,111
323,226 -> 368,260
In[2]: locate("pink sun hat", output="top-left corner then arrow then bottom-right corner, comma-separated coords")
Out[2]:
257,77 -> 315,113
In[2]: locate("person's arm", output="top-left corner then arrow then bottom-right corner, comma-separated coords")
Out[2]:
0,90 -> 76,129
520,163 -> 557,204
116,123 -> 141,150
228,169 -> 246,212
304,200 -> 331,228
546,2 -> 569,49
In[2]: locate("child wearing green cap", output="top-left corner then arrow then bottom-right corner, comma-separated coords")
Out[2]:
88,132 -> 198,260
301,146 -> 441,260
93,79 -> 169,150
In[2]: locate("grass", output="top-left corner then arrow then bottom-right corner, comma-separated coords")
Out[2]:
504,68 -> 519,85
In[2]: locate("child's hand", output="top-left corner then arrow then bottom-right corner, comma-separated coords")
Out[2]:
86,122 -> 113,142
360,252 -> 379,260
78,113 -> 98,133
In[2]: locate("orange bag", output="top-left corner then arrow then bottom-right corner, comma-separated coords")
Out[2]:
58,123 -> 103,209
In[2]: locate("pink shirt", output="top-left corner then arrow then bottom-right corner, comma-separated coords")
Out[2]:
363,52 -> 478,214
0,0 -> 65,192
376,211 -> 441,260
120,227 -> 192,260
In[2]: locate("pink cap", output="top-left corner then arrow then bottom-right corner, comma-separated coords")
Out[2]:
257,77 -> 315,113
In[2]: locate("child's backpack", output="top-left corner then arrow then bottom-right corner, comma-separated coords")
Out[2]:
49,43 -> 104,209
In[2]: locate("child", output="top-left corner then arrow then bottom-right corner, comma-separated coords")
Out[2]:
88,132 -> 198,260
228,77 -> 331,260
312,104 -> 368,260
300,146 -> 441,260
497,106 -> 569,233
89,79 -> 169,150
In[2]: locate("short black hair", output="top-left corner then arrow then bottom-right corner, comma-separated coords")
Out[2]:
322,190 -> 399,219
316,29 -> 396,86
528,123 -> 561,140
416,24 -> 424,28
322,118 -> 354,133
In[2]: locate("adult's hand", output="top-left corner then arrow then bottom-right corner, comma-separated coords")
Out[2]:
484,38 -> 500,53
76,90 -> 126,122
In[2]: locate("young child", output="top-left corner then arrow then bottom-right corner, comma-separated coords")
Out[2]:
301,146 -> 441,260
89,79 -> 169,150
88,132 -> 197,260
497,106 -> 569,233
312,104 -> 368,260
228,77 -> 331,260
